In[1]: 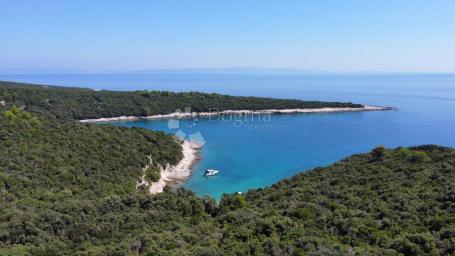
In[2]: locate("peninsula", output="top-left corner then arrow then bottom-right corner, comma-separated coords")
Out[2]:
0,81 -> 387,121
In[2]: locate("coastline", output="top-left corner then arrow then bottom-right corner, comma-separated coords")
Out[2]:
79,105 -> 392,123
148,140 -> 201,194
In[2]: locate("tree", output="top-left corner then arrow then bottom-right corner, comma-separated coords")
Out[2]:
371,146 -> 388,161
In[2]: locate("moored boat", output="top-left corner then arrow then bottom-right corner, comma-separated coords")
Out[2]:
204,169 -> 219,176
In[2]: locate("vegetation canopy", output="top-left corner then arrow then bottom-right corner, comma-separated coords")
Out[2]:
0,81 -> 362,120
0,110 -> 453,255
0,83 -> 453,255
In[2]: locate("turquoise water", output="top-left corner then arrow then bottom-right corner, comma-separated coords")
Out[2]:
2,73 -> 455,199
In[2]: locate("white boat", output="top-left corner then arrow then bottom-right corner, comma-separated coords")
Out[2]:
204,169 -> 219,176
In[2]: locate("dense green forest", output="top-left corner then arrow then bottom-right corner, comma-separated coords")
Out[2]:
1,107 -> 454,255
0,81 -> 362,120
0,83 -> 453,255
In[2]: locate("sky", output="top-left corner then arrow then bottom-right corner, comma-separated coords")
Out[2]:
1,0 -> 455,73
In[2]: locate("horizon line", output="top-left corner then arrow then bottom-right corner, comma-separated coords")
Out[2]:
0,67 -> 454,76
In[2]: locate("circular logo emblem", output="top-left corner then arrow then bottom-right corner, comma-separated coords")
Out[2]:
167,107 -> 206,148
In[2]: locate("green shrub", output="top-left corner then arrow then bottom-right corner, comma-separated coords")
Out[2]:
371,146 -> 389,161
146,165 -> 161,182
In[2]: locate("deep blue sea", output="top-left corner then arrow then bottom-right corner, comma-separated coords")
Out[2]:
2,73 -> 455,199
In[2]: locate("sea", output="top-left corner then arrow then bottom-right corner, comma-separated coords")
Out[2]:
2,72 -> 455,200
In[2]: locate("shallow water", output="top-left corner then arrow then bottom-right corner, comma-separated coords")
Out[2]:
2,73 -> 455,199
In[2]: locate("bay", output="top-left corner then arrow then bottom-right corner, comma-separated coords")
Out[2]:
2,73 -> 455,199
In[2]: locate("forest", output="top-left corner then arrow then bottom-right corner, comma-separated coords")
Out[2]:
0,82 -> 454,255
0,81 -> 362,120
1,109 -> 454,255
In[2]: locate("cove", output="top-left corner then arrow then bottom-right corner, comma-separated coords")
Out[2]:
108,104 -> 453,200
5,73 -> 455,200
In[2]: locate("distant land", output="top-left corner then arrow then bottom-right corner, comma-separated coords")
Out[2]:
0,67 -> 319,75
135,67 -> 318,75
1,67 -> 453,76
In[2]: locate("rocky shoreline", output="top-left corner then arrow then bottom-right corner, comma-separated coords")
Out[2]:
79,105 -> 393,123
148,140 -> 202,194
